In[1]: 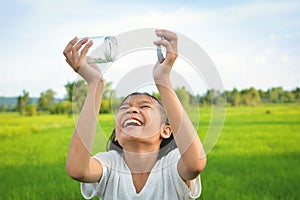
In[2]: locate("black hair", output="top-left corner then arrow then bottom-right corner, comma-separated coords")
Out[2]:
106,92 -> 177,159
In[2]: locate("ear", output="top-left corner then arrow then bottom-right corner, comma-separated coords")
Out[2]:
160,124 -> 172,139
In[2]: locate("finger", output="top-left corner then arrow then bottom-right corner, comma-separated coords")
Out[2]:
78,40 -> 93,65
155,29 -> 177,41
63,37 -> 78,54
81,40 -> 93,56
153,39 -> 170,47
63,37 -> 78,59
71,47 -> 80,72
74,37 -> 89,52
153,40 -> 177,55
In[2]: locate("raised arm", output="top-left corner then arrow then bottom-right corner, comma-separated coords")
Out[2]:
153,30 -> 206,181
63,37 -> 104,182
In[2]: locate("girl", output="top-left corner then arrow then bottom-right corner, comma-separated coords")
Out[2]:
63,29 -> 206,199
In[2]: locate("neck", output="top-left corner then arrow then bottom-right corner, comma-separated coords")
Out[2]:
123,149 -> 159,173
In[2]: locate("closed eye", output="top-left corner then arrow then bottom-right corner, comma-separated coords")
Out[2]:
119,106 -> 128,110
140,105 -> 152,109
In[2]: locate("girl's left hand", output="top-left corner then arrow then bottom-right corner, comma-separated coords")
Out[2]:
63,37 -> 103,85
153,29 -> 178,81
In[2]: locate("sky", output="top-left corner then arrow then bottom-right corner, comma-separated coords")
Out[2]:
0,0 -> 299,98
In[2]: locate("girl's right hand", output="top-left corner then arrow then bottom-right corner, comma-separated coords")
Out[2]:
63,37 -> 103,85
153,30 -> 178,83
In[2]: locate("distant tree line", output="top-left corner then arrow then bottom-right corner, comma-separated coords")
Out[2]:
224,86 -> 300,106
0,82 -> 299,116
192,86 -> 300,107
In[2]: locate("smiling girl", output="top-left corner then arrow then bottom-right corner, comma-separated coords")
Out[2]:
63,29 -> 206,199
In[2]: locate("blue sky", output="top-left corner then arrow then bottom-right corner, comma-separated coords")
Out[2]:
0,0 -> 299,98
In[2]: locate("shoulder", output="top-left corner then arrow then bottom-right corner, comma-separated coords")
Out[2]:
151,148 -> 180,174
160,148 -> 181,165
81,151 -> 125,199
94,150 -> 121,159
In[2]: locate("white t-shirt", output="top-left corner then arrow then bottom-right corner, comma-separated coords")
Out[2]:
81,149 -> 202,200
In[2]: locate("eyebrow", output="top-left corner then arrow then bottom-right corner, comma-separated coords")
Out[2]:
138,100 -> 154,105
120,100 -> 155,106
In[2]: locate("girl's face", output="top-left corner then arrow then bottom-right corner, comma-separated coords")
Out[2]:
114,94 -> 171,150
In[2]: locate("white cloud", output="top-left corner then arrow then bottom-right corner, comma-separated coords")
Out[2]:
228,1 -> 300,19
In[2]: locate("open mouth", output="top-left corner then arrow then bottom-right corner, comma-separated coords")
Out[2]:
123,118 -> 143,128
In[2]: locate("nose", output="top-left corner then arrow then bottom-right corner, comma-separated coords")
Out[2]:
126,106 -> 139,114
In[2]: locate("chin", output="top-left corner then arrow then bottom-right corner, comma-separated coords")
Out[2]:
117,127 -> 143,141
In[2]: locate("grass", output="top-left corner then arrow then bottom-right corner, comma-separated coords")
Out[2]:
199,104 -> 300,200
0,114 -> 78,199
0,103 -> 299,199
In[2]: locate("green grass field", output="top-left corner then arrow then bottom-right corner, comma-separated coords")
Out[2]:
0,104 -> 299,199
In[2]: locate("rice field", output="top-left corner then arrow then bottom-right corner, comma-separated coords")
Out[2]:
0,103 -> 299,199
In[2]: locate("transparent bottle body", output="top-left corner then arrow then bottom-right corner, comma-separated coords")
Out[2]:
81,36 -> 118,63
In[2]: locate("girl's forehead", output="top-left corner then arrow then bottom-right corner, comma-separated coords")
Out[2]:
122,94 -> 159,105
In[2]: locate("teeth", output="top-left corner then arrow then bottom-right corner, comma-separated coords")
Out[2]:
124,119 -> 142,127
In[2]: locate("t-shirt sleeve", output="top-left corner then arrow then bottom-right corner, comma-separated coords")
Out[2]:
188,175 -> 202,199
167,149 -> 202,199
80,151 -> 116,199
